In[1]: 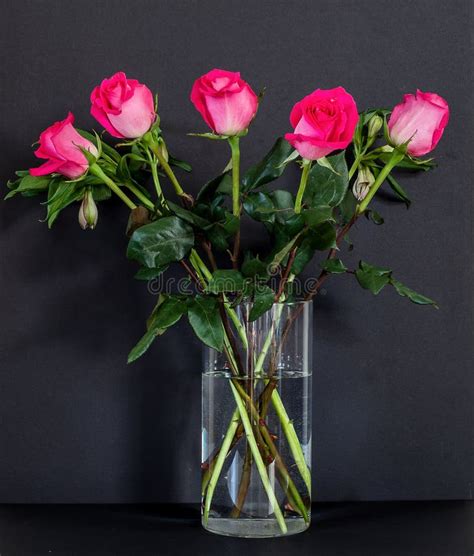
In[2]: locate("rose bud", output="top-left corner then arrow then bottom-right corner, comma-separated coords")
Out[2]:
388,90 -> 449,157
285,87 -> 359,160
30,113 -> 98,179
353,166 -> 375,201
90,71 -> 155,139
190,69 -> 258,136
78,189 -> 98,230
367,114 -> 383,140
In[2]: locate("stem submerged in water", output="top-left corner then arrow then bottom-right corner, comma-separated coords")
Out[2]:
202,408 -> 240,523
229,381 -> 288,534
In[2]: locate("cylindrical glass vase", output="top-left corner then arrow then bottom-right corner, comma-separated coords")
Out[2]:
201,301 -> 312,538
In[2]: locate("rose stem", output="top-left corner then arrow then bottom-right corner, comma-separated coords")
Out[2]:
229,445 -> 253,518
151,144 -> 194,205
275,247 -> 297,301
357,149 -> 405,214
228,136 -> 241,268
146,150 -> 166,205
229,381 -> 288,533
89,164 -> 137,211
124,182 -> 157,212
294,159 -> 312,214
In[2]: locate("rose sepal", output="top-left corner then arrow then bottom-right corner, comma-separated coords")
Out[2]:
188,128 -> 249,140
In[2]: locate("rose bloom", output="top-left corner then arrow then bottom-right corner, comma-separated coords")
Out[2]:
388,90 -> 449,156
30,112 -> 98,179
285,87 -> 359,160
90,71 -> 155,139
190,69 -> 258,136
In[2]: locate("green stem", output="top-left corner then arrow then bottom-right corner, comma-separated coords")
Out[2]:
89,164 -> 137,210
253,281 -> 312,495
146,150 -> 166,205
357,149 -> 404,214
348,155 -> 362,179
294,160 -> 311,214
226,302 -> 248,350
254,303 -> 284,378
202,407 -> 240,519
151,144 -> 186,197
228,137 -> 241,218
229,381 -> 288,534
231,379 -> 309,522
125,183 -> 155,212
271,391 -> 311,494
230,445 -> 252,518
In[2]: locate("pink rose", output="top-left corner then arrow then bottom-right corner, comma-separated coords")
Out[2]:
285,87 -> 359,160
90,72 -> 155,139
388,90 -> 449,157
190,69 -> 258,136
30,112 -> 98,179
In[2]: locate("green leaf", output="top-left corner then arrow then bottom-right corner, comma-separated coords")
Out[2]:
316,156 -> 341,175
127,216 -> 194,268
249,285 -> 275,321
270,232 -> 302,269
291,239 -> 314,275
241,255 -> 269,279
321,259 -> 347,274
276,149 -> 299,168
196,172 -> 233,202
269,190 -> 296,224
116,156 -> 132,182
188,295 -> 224,351
386,174 -> 411,208
390,279 -> 438,308
127,294 -> 188,363
134,266 -> 168,281
206,225 -> 229,251
149,294 -> 188,329
365,209 -> 384,225
90,184 -> 112,201
303,205 -> 334,227
169,156 -> 192,172
338,187 -> 358,224
127,328 -> 160,363
291,223 -> 337,274
46,180 -> 84,228
207,270 -> 245,294
243,192 -> 275,224
242,138 -> 294,192
304,152 -> 349,208
167,201 -> 211,229
307,222 -> 337,250
220,212 -> 239,235
5,173 -> 50,199
355,261 -> 392,295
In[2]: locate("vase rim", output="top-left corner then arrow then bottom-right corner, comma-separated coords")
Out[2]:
236,298 -> 313,307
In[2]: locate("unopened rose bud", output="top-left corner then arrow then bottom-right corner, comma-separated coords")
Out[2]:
79,189 -> 98,230
367,114 -> 383,140
353,166 -> 375,201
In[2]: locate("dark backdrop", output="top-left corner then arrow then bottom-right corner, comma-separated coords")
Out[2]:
0,0 -> 472,503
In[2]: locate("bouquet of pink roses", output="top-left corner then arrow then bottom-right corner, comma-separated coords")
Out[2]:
6,69 -> 449,537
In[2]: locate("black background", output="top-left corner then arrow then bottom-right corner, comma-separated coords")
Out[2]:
0,0 -> 472,504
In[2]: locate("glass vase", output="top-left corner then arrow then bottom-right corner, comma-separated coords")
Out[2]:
201,300 -> 312,538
